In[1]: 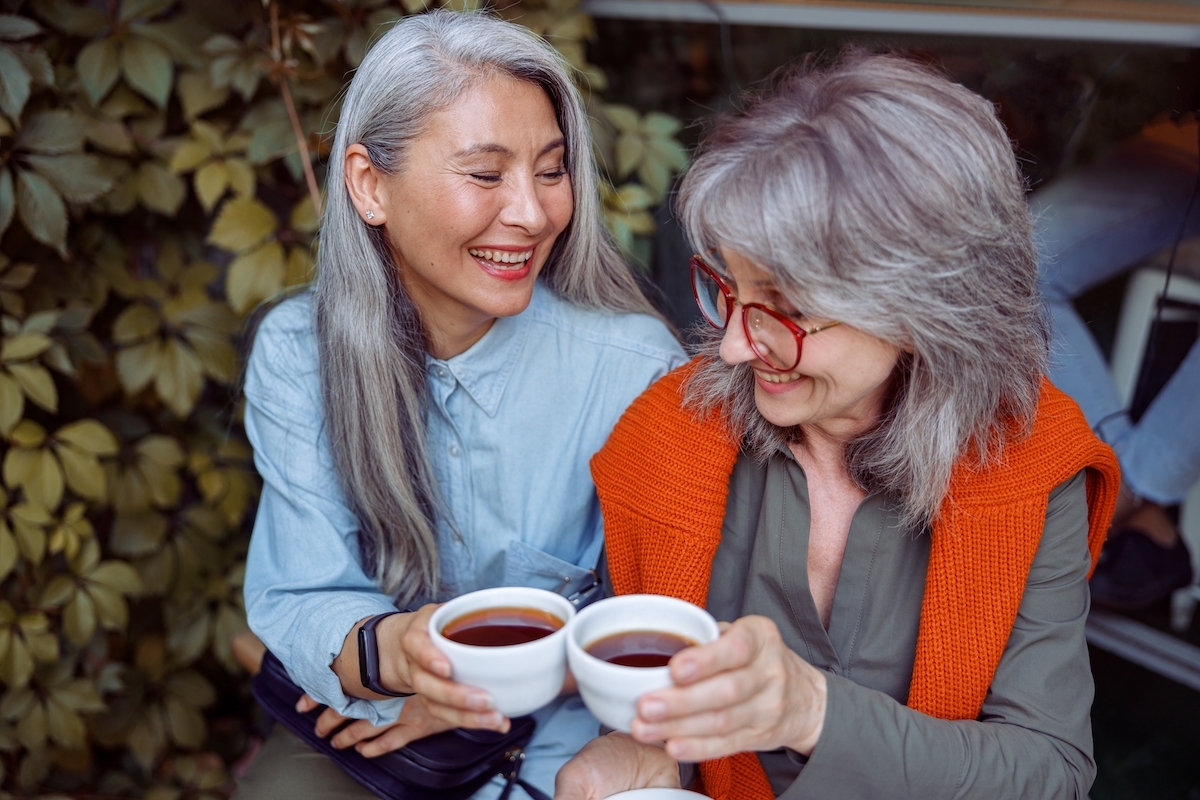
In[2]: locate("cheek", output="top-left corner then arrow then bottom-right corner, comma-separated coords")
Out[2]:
414,182 -> 500,238
546,180 -> 574,234
850,348 -> 901,396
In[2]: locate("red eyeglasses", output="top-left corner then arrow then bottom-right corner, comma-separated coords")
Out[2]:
690,253 -> 842,373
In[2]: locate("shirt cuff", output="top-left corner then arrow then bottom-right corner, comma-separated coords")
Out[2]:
786,672 -> 961,798
271,593 -> 407,726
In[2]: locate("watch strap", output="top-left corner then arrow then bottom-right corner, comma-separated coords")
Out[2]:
357,612 -> 415,697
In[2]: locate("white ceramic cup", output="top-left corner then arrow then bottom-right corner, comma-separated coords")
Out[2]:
565,594 -> 720,732
428,586 -> 575,718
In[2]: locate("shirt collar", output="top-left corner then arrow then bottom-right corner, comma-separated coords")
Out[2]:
426,284 -> 545,417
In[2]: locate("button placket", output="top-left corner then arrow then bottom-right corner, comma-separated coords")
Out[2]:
437,381 -> 473,577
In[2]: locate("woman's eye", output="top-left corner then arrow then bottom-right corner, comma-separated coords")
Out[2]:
470,173 -> 502,183
540,168 -> 567,180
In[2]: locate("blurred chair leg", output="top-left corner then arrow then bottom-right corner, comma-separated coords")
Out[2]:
1171,480 -> 1200,632
1104,268 -> 1200,621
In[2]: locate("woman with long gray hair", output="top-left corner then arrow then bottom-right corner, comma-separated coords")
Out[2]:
238,10 -> 683,798
559,52 -> 1120,799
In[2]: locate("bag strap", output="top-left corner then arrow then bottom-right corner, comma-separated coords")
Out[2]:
497,748 -> 553,800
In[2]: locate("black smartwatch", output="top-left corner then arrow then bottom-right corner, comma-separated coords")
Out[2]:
357,612 -> 415,697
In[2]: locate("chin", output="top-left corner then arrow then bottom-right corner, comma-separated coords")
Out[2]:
478,285 -> 537,319
753,386 -> 814,429
753,400 -> 804,429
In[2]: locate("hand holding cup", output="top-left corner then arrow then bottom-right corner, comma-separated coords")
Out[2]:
626,615 -> 828,762
428,586 -> 577,720
361,604 -> 513,733
566,595 -> 720,734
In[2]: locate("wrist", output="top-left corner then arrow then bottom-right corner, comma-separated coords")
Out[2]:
788,662 -> 827,756
359,611 -> 415,697
379,611 -> 417,692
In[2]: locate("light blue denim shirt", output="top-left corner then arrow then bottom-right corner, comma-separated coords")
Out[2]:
243,281 -> 684,796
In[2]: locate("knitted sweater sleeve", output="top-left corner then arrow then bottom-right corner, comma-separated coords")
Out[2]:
777,471 -> 1095,800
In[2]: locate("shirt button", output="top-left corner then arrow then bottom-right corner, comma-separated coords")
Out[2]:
435,367 -> 447,379
449,444 -> 460,457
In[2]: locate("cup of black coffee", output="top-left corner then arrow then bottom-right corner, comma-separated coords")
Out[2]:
565,594 -> 720,732
429,587 -> 575,717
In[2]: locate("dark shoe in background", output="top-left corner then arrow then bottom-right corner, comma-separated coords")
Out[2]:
1090,528 -> 1194,610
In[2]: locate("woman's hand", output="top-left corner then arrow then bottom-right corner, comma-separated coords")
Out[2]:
336,605 -> 510,733
629,616 -> 827,762
297,693 -> 455,756
553,733 -> 681,800
390,604 -> 510,733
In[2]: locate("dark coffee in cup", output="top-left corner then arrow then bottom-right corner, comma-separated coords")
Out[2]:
584,630 -> 696,667
441,606 -> 564,647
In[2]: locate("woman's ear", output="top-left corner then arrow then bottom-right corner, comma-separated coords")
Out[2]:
344,144 -> 388,226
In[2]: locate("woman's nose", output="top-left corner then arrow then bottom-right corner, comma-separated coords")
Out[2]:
718,308 -> 758,366
500,176 -> 550,233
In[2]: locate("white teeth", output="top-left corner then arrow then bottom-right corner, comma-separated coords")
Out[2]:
468,248 -> 533,265
756,369 -> 802,384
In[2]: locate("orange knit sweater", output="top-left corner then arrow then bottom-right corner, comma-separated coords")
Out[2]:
591,362 -> 1120,800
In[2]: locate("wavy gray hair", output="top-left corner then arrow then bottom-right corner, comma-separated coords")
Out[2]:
680,50 -> 1047,532
315,9 -> 654,604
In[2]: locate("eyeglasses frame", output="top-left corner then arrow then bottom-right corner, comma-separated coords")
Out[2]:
689,253 -> 842,373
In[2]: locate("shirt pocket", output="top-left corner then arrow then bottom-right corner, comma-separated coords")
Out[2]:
502,540 -> 602,609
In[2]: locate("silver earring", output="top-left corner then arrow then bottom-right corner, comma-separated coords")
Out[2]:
365,210 -> 375,220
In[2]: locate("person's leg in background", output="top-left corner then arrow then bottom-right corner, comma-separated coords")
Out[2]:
1033,139 -> 1200,608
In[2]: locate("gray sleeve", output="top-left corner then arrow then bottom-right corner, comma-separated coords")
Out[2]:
780,470 -> 1095,800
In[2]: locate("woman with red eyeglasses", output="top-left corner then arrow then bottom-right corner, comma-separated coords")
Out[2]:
554,51 -> 1121,800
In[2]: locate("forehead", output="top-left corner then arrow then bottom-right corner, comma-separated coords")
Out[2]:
419,75 -> 563,159
716,247 -> 780,289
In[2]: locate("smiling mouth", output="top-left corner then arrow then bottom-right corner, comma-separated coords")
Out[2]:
468,248 -> 534,270
755,368 -> 802,384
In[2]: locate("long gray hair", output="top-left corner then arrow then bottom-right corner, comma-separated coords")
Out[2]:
315,10 -> 654,604
681,50 -> 1048,533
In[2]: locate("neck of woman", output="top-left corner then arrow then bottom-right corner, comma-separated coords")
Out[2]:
790,428 -> 846,478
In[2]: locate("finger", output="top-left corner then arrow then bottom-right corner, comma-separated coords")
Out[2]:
419,695 -> 510,733
314,706 -> 353,738
356,716 -> 455,758
331,719 -> 389,750
662,732 -> 759,764
637,664 -> 762,726
631,699 -> 762,745
296,693 -> 321,714
667,620 -> 765,687
408,664 -> 495,714
357,724 -> 420,758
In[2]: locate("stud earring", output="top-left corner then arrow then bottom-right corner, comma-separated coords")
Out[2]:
365,210 -> 375,220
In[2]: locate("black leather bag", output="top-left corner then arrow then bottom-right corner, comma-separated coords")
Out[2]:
251,651 -> 550,800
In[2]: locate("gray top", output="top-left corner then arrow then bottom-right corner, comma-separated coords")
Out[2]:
702,448 -> 1095,799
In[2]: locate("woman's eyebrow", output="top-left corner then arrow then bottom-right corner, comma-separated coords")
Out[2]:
454,143 -> 513,158
452,137 -> 566,160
